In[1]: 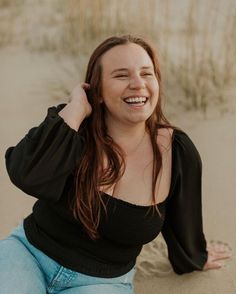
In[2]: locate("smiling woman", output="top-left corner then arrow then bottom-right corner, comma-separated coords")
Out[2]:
0,34 -> 231,294
101,43 -> 159,126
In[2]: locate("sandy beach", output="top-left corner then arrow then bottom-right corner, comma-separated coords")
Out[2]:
1,45 -> 235,294
1,1 -> 236,293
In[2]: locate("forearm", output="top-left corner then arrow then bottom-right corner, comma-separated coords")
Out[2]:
5,104 -> 86,201
58,100 -> 87,132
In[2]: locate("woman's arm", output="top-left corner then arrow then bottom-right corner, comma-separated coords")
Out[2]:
58,83 -> 92,131
161,130 -> 208,274
162,130 -> 232,274
5,83 -> 92,202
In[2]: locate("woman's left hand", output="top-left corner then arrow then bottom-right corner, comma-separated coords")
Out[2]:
203,241 -> 233,271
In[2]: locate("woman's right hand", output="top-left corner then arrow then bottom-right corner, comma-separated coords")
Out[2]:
70,83 -> 92,118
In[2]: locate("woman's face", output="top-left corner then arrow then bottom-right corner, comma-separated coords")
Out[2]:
100,43 -> 159,128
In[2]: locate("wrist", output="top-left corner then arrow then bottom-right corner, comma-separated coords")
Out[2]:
69,100 -> 87,119
58,101 -> 87,131
69,100 -> 88,119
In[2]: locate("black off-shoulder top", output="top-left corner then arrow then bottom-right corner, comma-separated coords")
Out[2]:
4,104 -> 208,278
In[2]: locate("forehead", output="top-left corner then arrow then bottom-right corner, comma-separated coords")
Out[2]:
101,43 -> 154,73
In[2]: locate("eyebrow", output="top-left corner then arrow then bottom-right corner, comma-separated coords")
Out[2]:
110,66 -> 153,75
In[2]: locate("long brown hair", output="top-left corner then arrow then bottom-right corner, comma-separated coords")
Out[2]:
71,35 -> 176,240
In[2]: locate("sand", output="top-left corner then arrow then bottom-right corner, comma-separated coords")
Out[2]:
133,112 -> 236,293
0,0 -> 235,291
0,44 -> 235,294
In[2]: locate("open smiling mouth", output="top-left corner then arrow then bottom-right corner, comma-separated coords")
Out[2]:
123,97 -> 148,107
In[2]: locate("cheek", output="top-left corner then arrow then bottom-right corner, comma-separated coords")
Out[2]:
102,85 -> 123,106
151,82 -> 159,97
153,79 -> 159,90
101,80 -> 118,99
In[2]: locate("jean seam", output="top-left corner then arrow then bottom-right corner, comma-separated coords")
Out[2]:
47,266 -> 64,292
47,266 -> 77,293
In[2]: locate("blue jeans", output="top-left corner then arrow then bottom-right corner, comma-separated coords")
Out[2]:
0,223 -> 136,294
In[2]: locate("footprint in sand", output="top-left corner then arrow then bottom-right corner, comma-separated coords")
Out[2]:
136,236 -> 173,278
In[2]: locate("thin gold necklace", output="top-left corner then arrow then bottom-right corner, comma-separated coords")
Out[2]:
125,130 -> 147,156
112,130 -> 147,197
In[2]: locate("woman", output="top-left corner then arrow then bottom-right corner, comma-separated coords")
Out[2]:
1,35 -> 231,293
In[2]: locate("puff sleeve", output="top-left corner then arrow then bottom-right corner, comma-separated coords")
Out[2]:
161,129 -> 208,274
5,103 -> 85,202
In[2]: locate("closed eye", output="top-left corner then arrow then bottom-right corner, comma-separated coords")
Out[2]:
142,72 -> 153,76
115,73 -> 153,78
115,75 -> 128,78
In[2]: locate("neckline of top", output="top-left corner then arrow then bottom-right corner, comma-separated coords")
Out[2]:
99,128 -> 180,209
100,191 -> 167,209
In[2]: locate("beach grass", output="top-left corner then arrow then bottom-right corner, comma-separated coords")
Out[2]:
1,0 -> 235,116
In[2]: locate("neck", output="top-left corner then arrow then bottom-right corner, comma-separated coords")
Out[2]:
106,121 -> 148,154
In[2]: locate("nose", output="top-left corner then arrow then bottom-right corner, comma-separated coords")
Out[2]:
129,75 -> 145,89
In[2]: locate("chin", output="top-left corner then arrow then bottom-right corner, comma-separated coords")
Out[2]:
126,115 -> 150,124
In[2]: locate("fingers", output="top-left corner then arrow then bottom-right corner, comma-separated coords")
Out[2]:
209,251 -> 232,261
81,83 -> 90,90
203,240 -> 233,271
203,260 -> 224,271
204,254 -> 226,270
207,248 -> 232,261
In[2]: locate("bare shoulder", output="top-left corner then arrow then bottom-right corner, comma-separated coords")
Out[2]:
157,127 -> 174,155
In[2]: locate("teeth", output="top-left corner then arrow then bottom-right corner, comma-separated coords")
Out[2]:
124,97 -> 147,103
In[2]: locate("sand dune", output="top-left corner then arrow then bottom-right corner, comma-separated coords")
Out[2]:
0,46 -> 235,293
